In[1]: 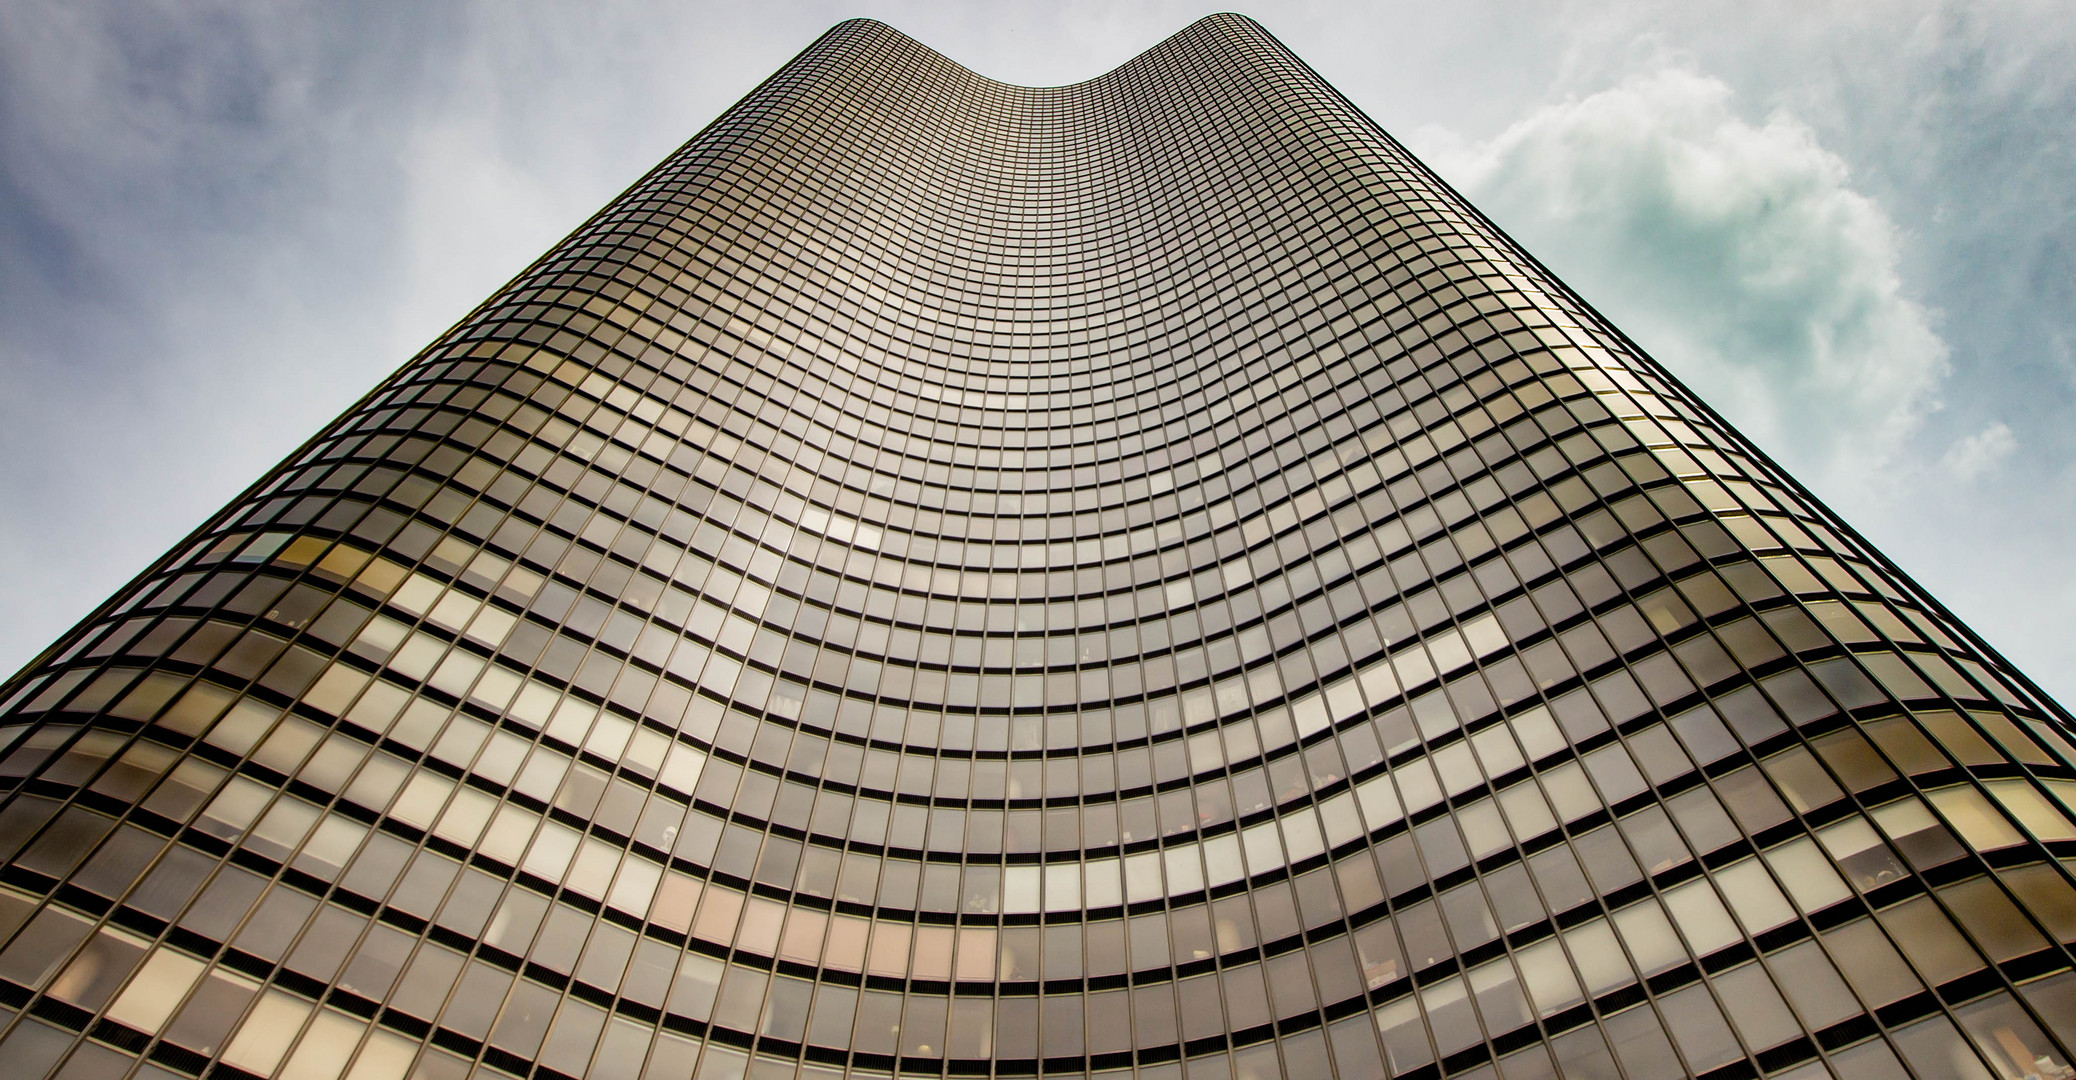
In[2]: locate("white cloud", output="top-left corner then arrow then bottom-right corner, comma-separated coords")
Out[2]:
1416,68 -> 1949,506
1939,420 -> 2017,482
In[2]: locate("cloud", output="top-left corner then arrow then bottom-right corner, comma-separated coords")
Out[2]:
1416,68 -> 1950,505
1939,420 -> 2017,482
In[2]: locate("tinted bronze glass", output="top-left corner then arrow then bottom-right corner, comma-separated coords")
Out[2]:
3,14 -> 2075,1080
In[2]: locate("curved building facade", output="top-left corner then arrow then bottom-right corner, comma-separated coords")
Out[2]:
3,14 -> 2076,1080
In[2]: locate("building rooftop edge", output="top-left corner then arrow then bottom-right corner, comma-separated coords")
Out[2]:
820,12 -> 1273,92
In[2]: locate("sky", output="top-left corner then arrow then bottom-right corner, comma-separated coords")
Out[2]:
2,0 -> 2072,706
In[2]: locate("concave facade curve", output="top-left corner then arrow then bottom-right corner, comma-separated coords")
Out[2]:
2,13 -> 2075,1080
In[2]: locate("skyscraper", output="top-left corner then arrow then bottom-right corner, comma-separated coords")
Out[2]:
3,11 -> 2074,1080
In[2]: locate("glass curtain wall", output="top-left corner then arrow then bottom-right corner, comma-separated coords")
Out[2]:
2,14 -> 2074,1080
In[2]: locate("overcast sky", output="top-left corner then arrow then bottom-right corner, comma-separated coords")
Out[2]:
3,0 -> 2072,706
